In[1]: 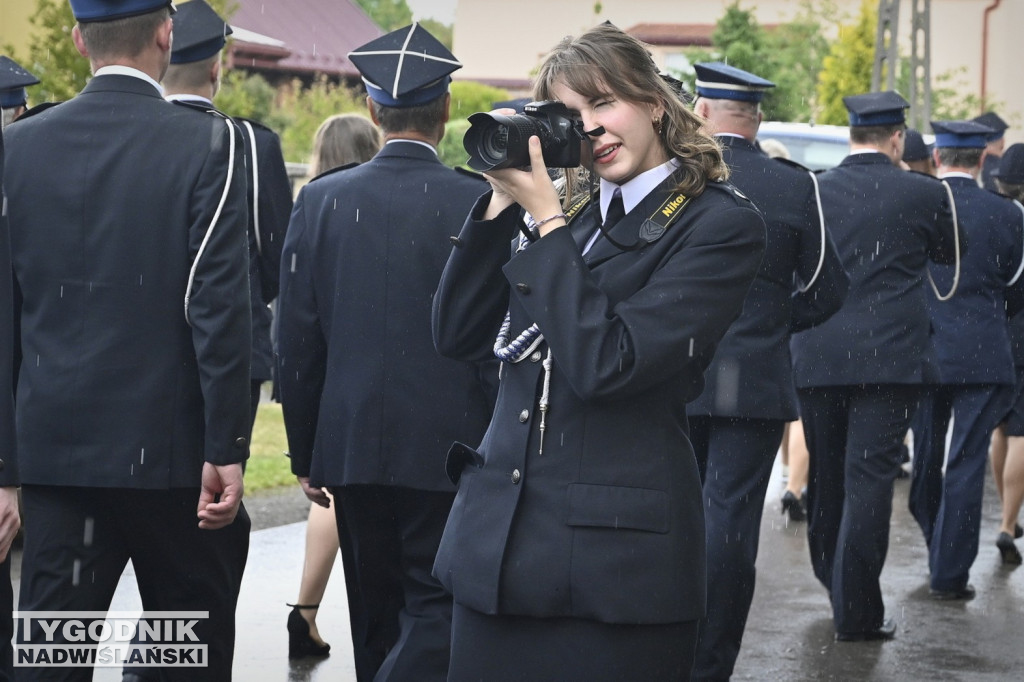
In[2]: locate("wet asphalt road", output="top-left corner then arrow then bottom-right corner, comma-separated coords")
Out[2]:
12,455 -> 1024,681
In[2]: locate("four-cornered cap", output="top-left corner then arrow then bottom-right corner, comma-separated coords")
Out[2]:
170,0 -> 232,64
931,120 -> 993,149
694,62 -> 774,103
902,129 -> 931,162
69,0 -> 175,23
972,111 -> 1008,142
348,23 -> 461,108
993,143 -> 1024,184
843,90 -> 909,127
0,56 -> 39,109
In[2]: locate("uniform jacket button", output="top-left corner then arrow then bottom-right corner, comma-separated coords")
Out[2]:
530,351 -> 542,362
511,469 -> 521,484
0,458 -> 4,471
234,437 -> 247,449
519,409 -> 530,423
515,283 -> 531,294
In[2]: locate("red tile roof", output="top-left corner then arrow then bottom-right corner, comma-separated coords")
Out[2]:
626,23 -> 716,47
228,0 -> 383,77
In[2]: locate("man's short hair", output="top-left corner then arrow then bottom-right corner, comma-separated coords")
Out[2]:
936,147 -> 984,169
369,94 -> 447,137
78,7 -> 171,61
850,123 -> 904,147
162,55 -> 218,92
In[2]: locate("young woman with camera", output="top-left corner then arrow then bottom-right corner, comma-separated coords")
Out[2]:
432,23 -> 766,680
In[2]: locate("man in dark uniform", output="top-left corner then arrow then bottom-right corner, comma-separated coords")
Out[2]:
689,63 -> 848,680
903,128 -> 934,175
790,91 -> 960,642
3,1 -> 251,679
0,57 -> 39,128
909,119 -> 1024,599
0,92 -> 24,682
276,23 -> 493,682
973,111 -> 1009,191
162,0 -> 292,431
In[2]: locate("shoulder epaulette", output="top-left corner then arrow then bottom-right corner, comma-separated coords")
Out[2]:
907,169 -> 943,182
707,180 -> 753,205
13,101 -> 61,122
309,161 -> 361,184
233,116 -> 275,134
454,166 -> 488,181
170,99 -> 227,119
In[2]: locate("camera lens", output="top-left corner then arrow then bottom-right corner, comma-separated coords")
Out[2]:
481,126 -> 509,160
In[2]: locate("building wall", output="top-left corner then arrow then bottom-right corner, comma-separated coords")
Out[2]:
453,0 -> 1023,144
0,0 -> 38,59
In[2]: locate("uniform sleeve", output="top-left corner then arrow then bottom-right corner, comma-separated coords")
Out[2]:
432,192 -> 520,363
506,203 -> 766,402
0,133 -> 18,486
255,131 -> 292,303
276,190 -> 327,477
186,116 -> 252,465
791,176 -> 849,332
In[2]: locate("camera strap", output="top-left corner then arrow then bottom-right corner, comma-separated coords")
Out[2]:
592,186 -> 691,252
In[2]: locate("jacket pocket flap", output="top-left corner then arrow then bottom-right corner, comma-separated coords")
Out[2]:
566,483 -> 670,534
445,441 -> 483,485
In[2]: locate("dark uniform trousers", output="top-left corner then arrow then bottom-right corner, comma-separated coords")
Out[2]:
331,485 -> 454,682
15,486 -> 249,681
797,384 -> 919,634
909,384 -> 1012,590
689,416 -> 785,681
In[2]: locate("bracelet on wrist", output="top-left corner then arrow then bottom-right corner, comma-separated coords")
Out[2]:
533,213 -> 567,229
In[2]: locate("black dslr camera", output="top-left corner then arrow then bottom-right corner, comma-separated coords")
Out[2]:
463,101 -> 586,171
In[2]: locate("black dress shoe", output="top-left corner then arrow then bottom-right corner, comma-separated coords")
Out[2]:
929,584 -> 976,601
781,490 -> 806,522
997,532 -> 1023,566
287,603 -> 331,659
835,618 -> 897,642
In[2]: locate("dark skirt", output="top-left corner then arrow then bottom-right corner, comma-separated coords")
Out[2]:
448,603 -> 698,682
1003,366 -> 1024,436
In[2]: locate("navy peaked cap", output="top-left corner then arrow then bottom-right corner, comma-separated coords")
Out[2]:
993,143 -> 1024,184
843,91 -> 908,127
931,120 -> 993,149
170,0 -> 232,64
902,129 -> 931,162
348,23 -> 461,108
694,62 -> 774,103
69,0 -> 176,23
972,111 -> 1008,142
0,56 -> 39,108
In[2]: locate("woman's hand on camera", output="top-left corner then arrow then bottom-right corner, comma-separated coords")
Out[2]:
482,136 -> 564,235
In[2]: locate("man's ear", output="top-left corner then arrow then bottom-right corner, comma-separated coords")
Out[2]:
366,95 -> 380,125
156,16 -> 173,53
72,24 -> 89,58
441,92 -> 451,124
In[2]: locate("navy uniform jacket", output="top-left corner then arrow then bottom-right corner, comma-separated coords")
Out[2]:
0,132 -> 15,486
927,177 -> 1024,384
432,179 -> 766,624
236,117 -> 292,383
277,141 -> 494,492
688,136 -> 848,420
981,154 -> 1000,192
791,153 -> 959,388
3,74 -> 251,488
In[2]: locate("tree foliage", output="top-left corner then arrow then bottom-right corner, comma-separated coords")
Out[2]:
4,0 -> 90,103
816,0 -> 876,125
354,0 -> 413,31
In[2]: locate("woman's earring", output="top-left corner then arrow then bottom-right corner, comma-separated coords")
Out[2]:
653,117 -> 663,135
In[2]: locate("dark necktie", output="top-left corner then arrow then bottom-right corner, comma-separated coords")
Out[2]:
604,191 -> 625,229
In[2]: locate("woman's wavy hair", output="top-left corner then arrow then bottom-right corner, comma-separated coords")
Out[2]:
533,23 -> 727,202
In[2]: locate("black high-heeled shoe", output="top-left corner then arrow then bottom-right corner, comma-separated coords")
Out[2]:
287,603 -> 331,659
997,532 -> 1023,566
781,491 -> 806,522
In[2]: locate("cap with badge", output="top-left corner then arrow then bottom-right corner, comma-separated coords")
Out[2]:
843,90 -> 909,127
902,129 -> 931,162
993,144 -> 1024,185
0,56 -> 39,109
693,62 -> 775,103
348,23 -> 461,108
931,120 -> 993,149
69,0 -> 176,23
972,111 -> 1008,143
170,0 -> 231,64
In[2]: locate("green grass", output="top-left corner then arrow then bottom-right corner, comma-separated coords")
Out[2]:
246,402 -> 295,493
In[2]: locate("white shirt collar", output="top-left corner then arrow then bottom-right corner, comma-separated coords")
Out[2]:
94,65 -> 164,97
385,138 -> 437,155
165,93 -> 213,106
599,158 -> 680,223
850,147 -> 883,156
939,171 -> 975,181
